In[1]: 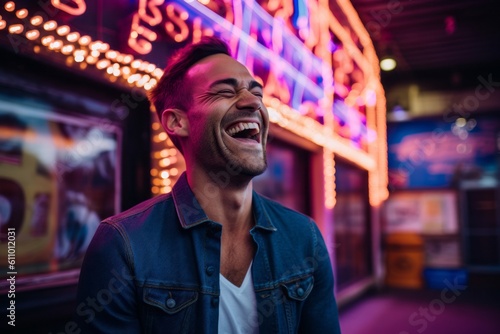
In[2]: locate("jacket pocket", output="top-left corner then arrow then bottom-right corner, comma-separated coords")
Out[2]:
143,286 -> 198,314
277,275 -> 315,333
281,275 -> 314,301
142,286 -> 199,334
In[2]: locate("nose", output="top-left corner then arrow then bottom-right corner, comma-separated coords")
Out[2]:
235,89 -> 262,112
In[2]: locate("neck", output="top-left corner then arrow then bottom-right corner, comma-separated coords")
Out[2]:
186,168 -> 254,230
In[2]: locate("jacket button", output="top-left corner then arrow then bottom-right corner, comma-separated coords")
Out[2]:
296,288 -> 304,297
166,298 -> 176,309
206,266 -> 215,276
211,297 -> 219,307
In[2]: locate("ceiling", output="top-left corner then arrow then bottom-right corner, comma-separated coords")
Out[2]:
348,0 -> 500,90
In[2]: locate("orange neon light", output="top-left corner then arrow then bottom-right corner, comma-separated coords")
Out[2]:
128,0 -> 164,54
51,0 -> 86,16
165,3 -> 190,43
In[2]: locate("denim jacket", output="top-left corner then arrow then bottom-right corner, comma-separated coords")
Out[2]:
74,173 -> 341,333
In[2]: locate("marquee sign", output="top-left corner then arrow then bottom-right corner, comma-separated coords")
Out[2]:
1,0 -> 388,207
128,0 -> 331,123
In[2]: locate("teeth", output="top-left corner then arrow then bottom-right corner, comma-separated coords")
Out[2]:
226,122 -> 260,137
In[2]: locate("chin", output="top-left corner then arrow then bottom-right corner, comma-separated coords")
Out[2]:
241,160 -> 267,178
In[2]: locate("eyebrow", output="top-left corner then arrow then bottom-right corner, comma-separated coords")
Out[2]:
209,78 -> 263,90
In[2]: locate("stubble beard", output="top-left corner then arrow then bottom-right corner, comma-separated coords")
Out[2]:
204,143 -> 268,188
195,126 -> 268,185
237,150 -> 268,178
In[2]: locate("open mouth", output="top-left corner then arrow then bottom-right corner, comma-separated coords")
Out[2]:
226,121 -> 261,143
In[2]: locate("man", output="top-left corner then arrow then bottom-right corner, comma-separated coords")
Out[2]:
75,36 -> 341,333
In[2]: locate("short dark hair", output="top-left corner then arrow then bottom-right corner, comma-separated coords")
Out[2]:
149,36 -> 232,122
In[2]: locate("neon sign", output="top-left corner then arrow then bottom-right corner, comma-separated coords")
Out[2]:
51,0 -> 86,16
128,0 -> 330,120
1,0 -> 388,206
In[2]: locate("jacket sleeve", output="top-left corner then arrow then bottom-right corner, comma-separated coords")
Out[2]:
73,222 -> 141,333
299,221 -> 342,334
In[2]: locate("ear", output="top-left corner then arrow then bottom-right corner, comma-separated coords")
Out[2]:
161,108 -> 189,138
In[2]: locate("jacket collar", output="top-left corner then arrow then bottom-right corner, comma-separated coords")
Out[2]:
172,172 -> 276,231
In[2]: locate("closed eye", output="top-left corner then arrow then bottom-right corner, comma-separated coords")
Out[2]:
217,89 -> 236,97
251,90 -> 263,98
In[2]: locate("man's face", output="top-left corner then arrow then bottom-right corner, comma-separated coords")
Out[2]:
183,53 -> 269,180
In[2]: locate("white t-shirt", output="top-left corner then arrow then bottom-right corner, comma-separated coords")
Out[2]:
218,264 -> 259,334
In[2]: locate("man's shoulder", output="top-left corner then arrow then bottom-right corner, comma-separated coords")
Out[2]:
103,192 -> 174,227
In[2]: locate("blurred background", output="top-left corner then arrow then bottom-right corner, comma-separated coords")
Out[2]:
0,0 -> 499,333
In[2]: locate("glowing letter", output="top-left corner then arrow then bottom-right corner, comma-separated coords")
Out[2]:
51,0 -> 86,16
164,3 -> 189,43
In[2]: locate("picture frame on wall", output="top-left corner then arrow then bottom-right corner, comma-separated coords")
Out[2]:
383,190 -> 459,234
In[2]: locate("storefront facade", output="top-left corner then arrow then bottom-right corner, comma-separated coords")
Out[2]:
0,0 -> 388,323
